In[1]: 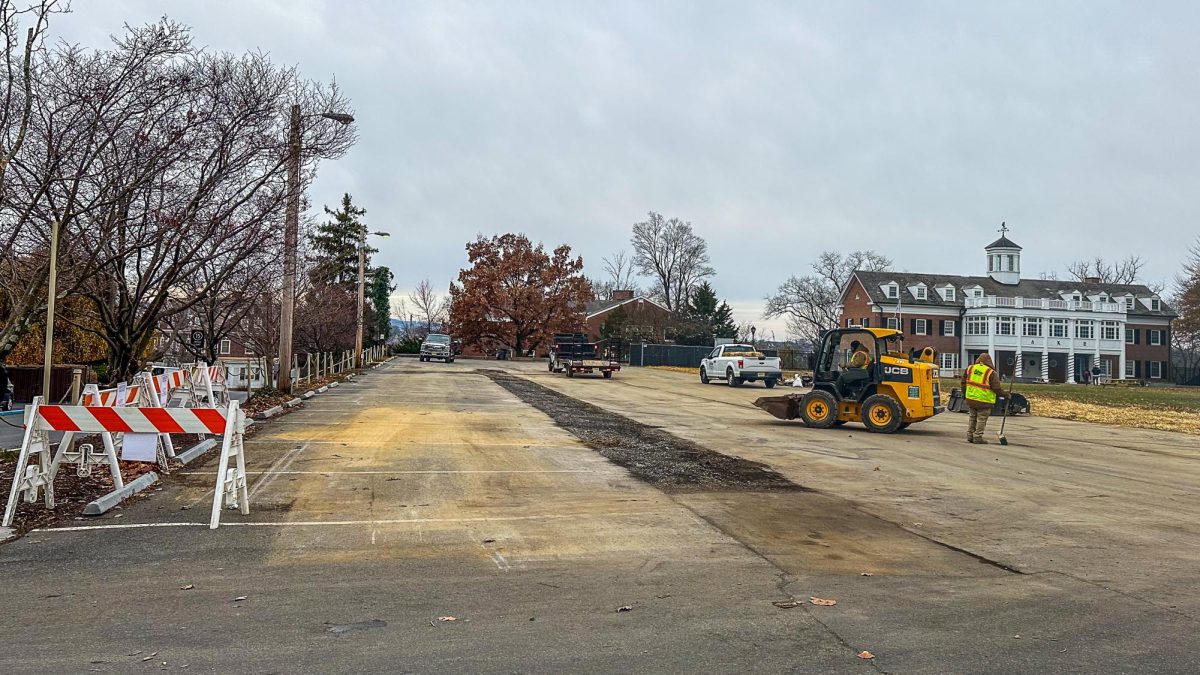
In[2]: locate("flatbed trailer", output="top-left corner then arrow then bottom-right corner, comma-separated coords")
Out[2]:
562,357 -> 621,378
549,337 -> 621,379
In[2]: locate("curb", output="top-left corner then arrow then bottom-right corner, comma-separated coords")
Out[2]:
175,439 -> 217,466
317,386 -> 328,393
302,391 -> 316,399
329,381 -> 340,388
257,405 -> 284,420
83,472 -> 159,516
284,397 -> 303,408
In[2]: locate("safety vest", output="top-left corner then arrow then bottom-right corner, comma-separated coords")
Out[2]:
965,363 -> 997,404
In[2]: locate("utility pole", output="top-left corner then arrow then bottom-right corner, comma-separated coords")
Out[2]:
277,104 -> 301,394
41,221 -> 60,401
355,230 -> 389,368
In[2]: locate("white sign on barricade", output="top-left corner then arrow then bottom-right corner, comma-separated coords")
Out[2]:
2,398 -> 249,529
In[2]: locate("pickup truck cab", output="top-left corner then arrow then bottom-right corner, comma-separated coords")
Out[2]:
420,333 -> 455,363
700,344 -> 782,388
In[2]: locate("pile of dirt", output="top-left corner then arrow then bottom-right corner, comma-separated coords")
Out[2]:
486,372 -> 805,493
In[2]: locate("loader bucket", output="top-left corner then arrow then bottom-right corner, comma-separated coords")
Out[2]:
753,394 -> 804,420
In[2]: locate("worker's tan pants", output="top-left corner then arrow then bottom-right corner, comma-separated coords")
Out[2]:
967,406 -> 991,442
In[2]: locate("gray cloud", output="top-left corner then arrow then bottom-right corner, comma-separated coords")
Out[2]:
53,1 -> 1200,334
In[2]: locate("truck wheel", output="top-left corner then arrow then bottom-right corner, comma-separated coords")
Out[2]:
799,390 -> 838,428
862,394 -> 904,433
566,367 -> 574,378
446,358 -> 454,363
699,367 -> 709,384
764,378 -> 777,388
726,368 -> 742,387
548,361 -> 554,372
603,371 -> 613,379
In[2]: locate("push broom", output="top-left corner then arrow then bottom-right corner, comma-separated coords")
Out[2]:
997,376 -> 1015,446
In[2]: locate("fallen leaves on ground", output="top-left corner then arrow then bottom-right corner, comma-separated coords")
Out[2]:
857,651 -> 875,660
615,605 -> 633,613
437,616 -> 457,622
772,599 -> 803,609
810,597 -> 837,606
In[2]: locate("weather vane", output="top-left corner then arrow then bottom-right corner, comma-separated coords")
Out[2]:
998,221 -> 1009,236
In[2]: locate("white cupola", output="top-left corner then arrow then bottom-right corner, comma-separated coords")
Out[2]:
985,223 -> 1021,285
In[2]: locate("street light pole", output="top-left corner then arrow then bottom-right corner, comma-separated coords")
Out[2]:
277,107 -> 354,393
277,104 -> 301,394
355,230 -> 390,368
41,220 -> 60,400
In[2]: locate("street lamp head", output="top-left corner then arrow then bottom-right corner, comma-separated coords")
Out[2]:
371,231 -> 391,237
321,112 -> 355,125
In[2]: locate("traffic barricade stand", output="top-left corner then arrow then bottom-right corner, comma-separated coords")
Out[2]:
2,398 -> 248,529
48,382 -> 146,490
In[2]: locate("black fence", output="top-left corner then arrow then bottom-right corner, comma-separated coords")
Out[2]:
628,344 -> 815,370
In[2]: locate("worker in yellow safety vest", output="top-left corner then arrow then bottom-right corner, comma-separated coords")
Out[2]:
961,353 -> 1004,444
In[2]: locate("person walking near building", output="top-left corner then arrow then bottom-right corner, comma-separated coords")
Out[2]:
962,353 -> 1004,444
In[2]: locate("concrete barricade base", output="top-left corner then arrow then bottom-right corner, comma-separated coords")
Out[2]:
83,472 -> 159,515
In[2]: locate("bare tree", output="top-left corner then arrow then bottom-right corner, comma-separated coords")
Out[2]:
764,250 -> 892,342
1067,255 -> 1147,285
630,211 -> 714,312
1171,238 -> 1200,384
409,278 -> 448,335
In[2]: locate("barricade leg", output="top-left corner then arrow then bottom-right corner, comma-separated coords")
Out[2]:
3,400 -> 54,527
209,401 -> 248,529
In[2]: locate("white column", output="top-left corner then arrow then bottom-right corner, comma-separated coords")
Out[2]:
987,315 -> 996,360
1015,317 -> 1024,377
1067,318 -> 1076,383
1118,323 -> 1127,380
1042,318 -> 1050,382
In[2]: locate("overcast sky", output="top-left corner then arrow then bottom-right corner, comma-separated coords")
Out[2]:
54,1 -> 1200,337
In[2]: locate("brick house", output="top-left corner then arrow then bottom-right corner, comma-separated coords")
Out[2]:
838,234 -> 1175,382
584,290 -> 672,343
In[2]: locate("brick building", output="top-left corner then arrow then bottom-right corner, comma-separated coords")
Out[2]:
584,290 -> 672,343
838,233 -> 1175,382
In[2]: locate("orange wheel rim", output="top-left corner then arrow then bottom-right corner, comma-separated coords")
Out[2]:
870,404 -> 892,425
807,400 -> 828,420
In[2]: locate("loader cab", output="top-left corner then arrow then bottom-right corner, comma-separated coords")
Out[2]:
814,328 -> 905,401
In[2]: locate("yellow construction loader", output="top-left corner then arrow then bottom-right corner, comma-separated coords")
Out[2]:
754,328 -> 942,433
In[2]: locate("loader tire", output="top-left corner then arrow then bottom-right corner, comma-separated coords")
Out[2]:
862,394 -> 904,434
799,390 -> 838,429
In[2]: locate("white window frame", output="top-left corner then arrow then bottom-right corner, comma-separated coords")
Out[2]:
1149,361 -> 1162,379
1022,318 -> 1042,337
1125,329 -> 1135,344
1049,318 -> 1068,338
885,284 -> 898,299
1075,320 -> 1094,339
1125,360 -> 1135,377
914,286 -> 927,300
995,316 -> 1015,336
940,287 -> 956,301
1006,255 -> 1015,272
939,352 -> 959,370
1125,296 -> 1135,310
1149,330 -> 1162,346
886,317 -> 899,330
966,316 -> 988,336
942,320 -> 956,336
1101,321 -> 1119,341
913,318 -> 928,335
219,339 -> 232,355
1151,298 -> 1161,311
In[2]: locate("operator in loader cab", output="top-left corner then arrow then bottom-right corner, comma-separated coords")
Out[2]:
962,353 -> 1004,444
848,340 -> 872,369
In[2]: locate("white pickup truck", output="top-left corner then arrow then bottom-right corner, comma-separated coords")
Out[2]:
699,344 -> 783,388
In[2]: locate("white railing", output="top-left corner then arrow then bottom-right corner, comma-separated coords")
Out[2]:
964,296 -> 1123,313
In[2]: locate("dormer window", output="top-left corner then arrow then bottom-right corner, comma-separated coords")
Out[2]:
1151,298 -> 1161,311
940,286 -> 956,301
912,285 -> 927,300
1125,296 -> 1135,310
884,283 -> 898,299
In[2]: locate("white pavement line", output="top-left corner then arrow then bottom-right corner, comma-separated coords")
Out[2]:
175,470 -> 599,476
35,511 -> 654,533
490,551 -> 511,571
247,442 -> 310,501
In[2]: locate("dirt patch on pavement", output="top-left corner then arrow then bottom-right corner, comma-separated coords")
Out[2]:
487,372 -> 804,493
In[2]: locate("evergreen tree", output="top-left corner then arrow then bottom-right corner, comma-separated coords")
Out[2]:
713,300 -> 737,338
370,266 -> 396,344
677,281 -> 738,345
310,193 -> 373,286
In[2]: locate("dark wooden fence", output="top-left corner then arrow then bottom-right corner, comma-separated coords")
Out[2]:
5,365 -> 92,404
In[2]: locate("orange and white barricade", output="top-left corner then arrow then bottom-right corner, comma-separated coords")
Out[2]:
173,361 -> 228,410
148,368 -> 189,406
3,398 -> 248,529
48,382 -> 147,490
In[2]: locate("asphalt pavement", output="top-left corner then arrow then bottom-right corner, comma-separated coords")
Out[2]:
0,359 -> 1197,673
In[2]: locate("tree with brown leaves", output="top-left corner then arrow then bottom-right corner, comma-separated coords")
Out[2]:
449,234 -> 591,355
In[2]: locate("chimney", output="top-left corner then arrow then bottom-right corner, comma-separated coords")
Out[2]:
1084,276 -> 1101,284
612,289 -> 635,301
